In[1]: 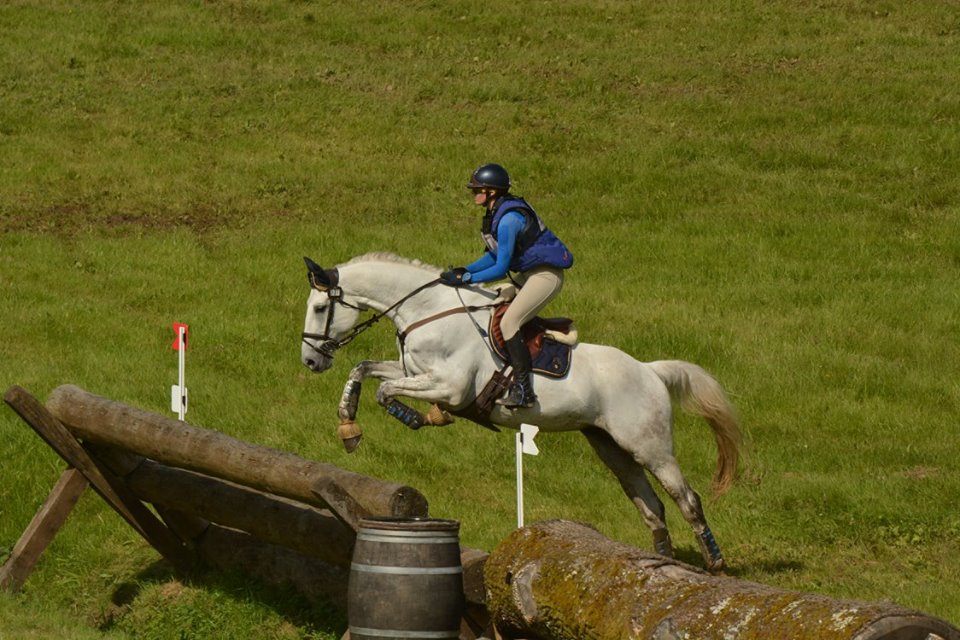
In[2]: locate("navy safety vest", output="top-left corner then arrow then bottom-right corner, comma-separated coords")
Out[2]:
480,196 -> 574,273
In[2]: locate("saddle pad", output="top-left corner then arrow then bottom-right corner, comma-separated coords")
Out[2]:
490,331 -> 572,379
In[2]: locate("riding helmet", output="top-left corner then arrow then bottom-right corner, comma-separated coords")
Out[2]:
467,163 -> 511,192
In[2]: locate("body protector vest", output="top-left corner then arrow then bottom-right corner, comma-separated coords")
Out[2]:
480,197 -> 574,273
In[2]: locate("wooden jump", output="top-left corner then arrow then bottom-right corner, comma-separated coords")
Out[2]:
1,385 -> 426,598
1,384 -> 490,638
485,520 -> 960,640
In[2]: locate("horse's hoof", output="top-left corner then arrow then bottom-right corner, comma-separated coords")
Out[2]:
425,404 -> 454,426
342,435 -> 362,453
337,421 -> 363,453
707,559 -> 727,575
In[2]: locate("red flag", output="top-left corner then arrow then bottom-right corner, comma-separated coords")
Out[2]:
172,323 -> 189,351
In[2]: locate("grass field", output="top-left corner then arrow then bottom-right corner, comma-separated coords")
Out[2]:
2,1 -> 959,638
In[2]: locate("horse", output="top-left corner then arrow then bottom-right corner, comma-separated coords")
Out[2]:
300,252 -> 741,572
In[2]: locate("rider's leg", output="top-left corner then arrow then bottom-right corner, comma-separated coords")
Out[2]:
497,267 -> 564,408
499,333 -> 536,408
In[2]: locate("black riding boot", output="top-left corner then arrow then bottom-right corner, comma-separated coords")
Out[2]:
498,334 -> 537,409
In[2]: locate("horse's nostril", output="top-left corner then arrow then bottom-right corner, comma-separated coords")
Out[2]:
305,359 -> 316,369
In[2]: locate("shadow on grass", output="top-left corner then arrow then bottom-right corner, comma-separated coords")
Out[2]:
100,559 -> 347,637
673,545 -> 804,578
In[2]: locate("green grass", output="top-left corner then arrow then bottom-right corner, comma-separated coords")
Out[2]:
2,0 -> 960,637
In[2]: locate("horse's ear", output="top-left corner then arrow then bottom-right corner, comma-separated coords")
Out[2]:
304,256 -> 329,289
304,257 -> 340,291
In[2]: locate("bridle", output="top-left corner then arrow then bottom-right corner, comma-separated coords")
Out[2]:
301,271 -> 444,362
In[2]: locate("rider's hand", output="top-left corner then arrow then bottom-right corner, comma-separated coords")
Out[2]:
440,267 -> 470,287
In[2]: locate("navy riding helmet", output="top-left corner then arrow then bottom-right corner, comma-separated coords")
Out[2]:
467,163 -> 511,192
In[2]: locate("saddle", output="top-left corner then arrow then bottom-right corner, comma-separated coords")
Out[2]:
445,303 -> 577,430
489,303 -> 576,378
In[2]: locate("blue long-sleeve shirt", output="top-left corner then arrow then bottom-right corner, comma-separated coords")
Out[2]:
462,211 -> 525,283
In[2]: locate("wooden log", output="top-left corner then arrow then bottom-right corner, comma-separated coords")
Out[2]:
460,547 -> 489,607
460,547 -> 493,640
4,386 -> 196,574
46,385 -> 428,525
195,522 -> 350,609
80,445 -> 213,541
87,443 -> 356,567
81,445 -> 355,609
484,520 -> 960,640
0,468 -> 88,592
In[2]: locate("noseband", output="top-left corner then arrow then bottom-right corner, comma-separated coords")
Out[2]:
301,275 -> 442,362
301,283 -> 364,359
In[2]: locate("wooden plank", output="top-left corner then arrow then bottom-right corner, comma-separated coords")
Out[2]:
0,468 -> 88,592
3,385 -> 196,574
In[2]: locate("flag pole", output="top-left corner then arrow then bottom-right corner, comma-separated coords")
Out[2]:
171,323 -> 188,421
515,423 -> 540,529
516,431 -> 524,528
177,326 -> 186,421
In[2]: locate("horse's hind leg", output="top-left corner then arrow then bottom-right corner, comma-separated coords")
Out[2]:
581,428 -> 674,558
647,458 -> 725,573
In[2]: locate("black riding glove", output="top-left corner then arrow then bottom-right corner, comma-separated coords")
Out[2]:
440,267 -> 470,287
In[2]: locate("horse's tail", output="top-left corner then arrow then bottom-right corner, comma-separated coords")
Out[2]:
648,360 -> 741,497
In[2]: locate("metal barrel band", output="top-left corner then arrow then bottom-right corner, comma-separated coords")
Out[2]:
350,562 -> 462,575
357,532 -> 459,545
348,626 -> 459,639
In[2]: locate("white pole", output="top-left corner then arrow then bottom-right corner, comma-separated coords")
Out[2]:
177,326 -> 186,421
515,431 -> 524,528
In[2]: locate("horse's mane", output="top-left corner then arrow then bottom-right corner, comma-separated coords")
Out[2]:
340,252 -> 442,274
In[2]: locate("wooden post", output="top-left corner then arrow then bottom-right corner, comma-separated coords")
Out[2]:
0,468 -> 88,592
46,385 -> 428,525
3,386 -> 196,574
484,520 -> 960,640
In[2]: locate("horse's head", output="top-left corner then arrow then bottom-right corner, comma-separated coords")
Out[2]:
301,257 -> 362,373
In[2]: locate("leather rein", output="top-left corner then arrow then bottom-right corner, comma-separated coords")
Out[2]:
301,277 -> 495,363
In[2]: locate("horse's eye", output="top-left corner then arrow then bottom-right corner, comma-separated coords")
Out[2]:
314,304 -> 326,314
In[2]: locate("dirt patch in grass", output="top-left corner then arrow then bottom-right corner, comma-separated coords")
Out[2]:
1,203 -> 304,236
895,466 -> 942,480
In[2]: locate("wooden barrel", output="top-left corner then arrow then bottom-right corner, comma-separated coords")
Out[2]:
348,517 -> 464,640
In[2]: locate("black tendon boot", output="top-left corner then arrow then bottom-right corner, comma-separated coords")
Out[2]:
498,334 -> 537,408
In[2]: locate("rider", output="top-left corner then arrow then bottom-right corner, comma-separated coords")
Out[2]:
440,163 -> 573,408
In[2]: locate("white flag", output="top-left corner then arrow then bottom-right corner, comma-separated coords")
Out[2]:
520,423 -> 540,456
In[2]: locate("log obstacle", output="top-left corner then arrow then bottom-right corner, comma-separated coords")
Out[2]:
2,384 -> 491,637
484,520 -> 960,640
0,386 -> 413,599
8,384 -> 956,640
45,384 -> 427,526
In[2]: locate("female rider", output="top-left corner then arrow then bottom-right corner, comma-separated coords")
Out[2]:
440,163 -> 573,409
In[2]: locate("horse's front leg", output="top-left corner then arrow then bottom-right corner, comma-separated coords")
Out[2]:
375,372 -> 462,431
336,360 -> 405,452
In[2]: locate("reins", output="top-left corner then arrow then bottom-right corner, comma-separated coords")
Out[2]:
302,277 -> 443,359
302,277 -> 497,365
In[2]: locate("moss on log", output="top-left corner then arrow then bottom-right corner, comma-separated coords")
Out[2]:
484,520 -> 959,640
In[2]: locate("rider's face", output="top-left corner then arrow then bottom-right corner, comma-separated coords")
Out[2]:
473,189 -> 492,207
